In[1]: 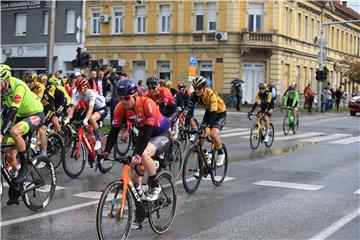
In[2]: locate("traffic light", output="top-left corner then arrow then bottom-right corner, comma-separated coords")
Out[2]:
80,51 -> 91,68
71,47 -> 82,68
315,69 -> 322,81
322,66 -> 328,82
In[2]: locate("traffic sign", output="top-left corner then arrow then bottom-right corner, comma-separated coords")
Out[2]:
189,66 -> 196,76
189,56 -> 197,66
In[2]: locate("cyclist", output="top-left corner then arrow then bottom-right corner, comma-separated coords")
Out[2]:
283,84 -> 300,126
26,72 -> 55,156
176,82 -> 190,110
101,79 -> 170,201
65,77 -> 108,150
0,64 -> 45,191
165,81 -> 178,98
248,82 -> 273,143
47,76 -> 71,132
185,76 -> 227,166
145,76 -> 180,139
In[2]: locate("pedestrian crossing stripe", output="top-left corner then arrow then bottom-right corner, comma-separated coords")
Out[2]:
329,136 -> 360,145
300,133 -> 351,143
276,132 -> 323,141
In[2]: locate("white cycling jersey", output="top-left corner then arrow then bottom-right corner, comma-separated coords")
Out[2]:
72,89 -> 106,111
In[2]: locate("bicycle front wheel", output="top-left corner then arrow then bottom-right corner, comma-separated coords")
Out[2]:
47,133 -> 65,170
250,124 -> 260,151
282,115 -> 291,135
63,136 -> 86,178
165,139 -> 183,180
182,145 -> 203,194
96,180 -> 133,240
148,171 -> 177,234
22,155 -> 56,211
264,123 -> 275,148
211,143 -> 228,186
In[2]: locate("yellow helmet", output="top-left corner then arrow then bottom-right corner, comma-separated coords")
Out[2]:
24,70 -> 38,82
192,76 -> 207,88
0,64 -> 11,81
37,74 -> 48,83
62,76 -> 68,85
165,81 -> 172,88
48,75 -> 60,85
259,82 -> 268,90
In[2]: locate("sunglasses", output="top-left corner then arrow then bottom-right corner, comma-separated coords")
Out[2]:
120,96 -> 132,101
148,86 -> 157,90
26,80 -> 34,84
195,86 -> 204,91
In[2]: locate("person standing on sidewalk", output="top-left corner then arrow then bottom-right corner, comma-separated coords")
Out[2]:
306,85 -> 314,113
335,87 -> 343,111
235,84 -> 243,111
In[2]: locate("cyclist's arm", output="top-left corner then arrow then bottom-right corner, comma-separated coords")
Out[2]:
292,92 -> 300,108
185,93 -> 196,125
283,92 -> 288,105
67,94 -> 80,119
250,94 -> 259,112
104,103 -> 126,152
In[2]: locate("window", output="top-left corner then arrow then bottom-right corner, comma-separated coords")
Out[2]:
157,61 -> 171,81
331,27 -> 334,48
194,3 -> 204,32
66,10 -> 76,33
304,16 -> 308,42
90,9 -> 101,34
43,11 -> 48,35
310,18 -> 314,43
248,3 -> 264,32
336,29 -> 339,50
135,6 -> 146,33
159,5 -> 170,33
112,8 -> 123,34
15,13 -> 27,36
297,13 -> 301,39
207,2 -> 216,32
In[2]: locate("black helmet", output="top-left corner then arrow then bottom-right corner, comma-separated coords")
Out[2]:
146,76 -> 159,87
117,78 -> 138,96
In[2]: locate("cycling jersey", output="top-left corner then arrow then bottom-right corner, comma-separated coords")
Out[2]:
176,90 -> 190,110
30,82 -> 54,108
254,91 -> 272,112
189,88 -> 226,113
57,85 -> 72,106
144,87 -> 177,116
71,89 -> 106,111
47,85 -> 70,109
284,90 -> 300,108
3,77 -> 43,117
112,96 -> 169,137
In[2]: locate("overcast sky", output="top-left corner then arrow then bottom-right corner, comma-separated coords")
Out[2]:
346,0 -> 360,13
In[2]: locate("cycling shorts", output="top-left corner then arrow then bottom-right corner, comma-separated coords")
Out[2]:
44,105 -> 54,126
149,130 -> 171,156
95,107 -> 108,121
200,111 -> 227,130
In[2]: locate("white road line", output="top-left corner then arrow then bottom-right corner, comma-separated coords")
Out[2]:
254,180 -> 323,191
222,131 -> 249,138
276,132 -> 323,141
309,207 -> 360,240
300,134 -> 351,143
174,176 -> 235,185
0,200 -> 99,227
73,191 -> 103,199
2,182 -> 66,192
329,136 -> 360,145
221,128 -> 248,134
353,189 -> 360,194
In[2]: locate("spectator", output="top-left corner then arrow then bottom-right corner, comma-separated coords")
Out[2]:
329,87 -> 335,110
321,88 -> 327,113
326,87 -> 332,111
235,84 -> 243,111
88,70 -> 101,94
98,70 -> 111,96
269,81 -> 277,107
229,84 -> 237,107
335,87 -> 343,111
303,84 -> 310,109
306,85 -> 315,113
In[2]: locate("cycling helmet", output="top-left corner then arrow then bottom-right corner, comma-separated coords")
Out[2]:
24,70 -> 38,82
38,74 -> 48,83
117,78 -> 138,96
165,81 -> 172,88
259,82 -> 267,90
192,76 -> 207,88
75,76 -> 88,90
146,76 -> 159,87
48,76 -> 60,85
0,64 -> 11,81
177,82 -> 186,89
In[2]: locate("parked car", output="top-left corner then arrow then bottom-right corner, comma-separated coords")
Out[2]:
348,94 -> 360,116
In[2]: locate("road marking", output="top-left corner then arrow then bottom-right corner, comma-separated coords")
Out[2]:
221,127 -> 248,134
73,191 -> 103,199
300,134 -> 351,143
354,189 -> 360,194
276,132 -> 323,141
329,136 -> 360,145
222,131 -> 249,138
254,180 -> 323,191
309,207 -> 360,240
2,182 -> 66,192
174,176 -> 235,185
0,200 -> 99,227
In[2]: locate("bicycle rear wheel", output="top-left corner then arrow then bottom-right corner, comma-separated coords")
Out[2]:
282,115 -> 291,135
116,130 -> 132,156
210,144 -> 228,186
250,124 -> 260,151
98,134 -> 116,173
264,123 -> 275,148
148,171 -> 177,234
165,140 -> 183,180
63,136 -> 86,178
47,133 -> 64,170
96,180 -> 132,240
22,156 -> 56,211
182,146 -> 203,194
292,116 -> 299,134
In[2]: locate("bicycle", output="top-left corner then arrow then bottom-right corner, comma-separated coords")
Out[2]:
63,120 -> 114,178
96,156 -> 177,240
1,143 -> 56,211
177,113 -> 199,152
116,124 -> 139,156
248,112 -> 275,151
282,106 -> 299,135
182,128 -> 228,194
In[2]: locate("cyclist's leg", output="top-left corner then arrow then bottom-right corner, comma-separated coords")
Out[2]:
39,107 -> 52,155
90,107 -> 108,150
52,115 -> 61,132
4,138 -> 17,170
209,112 -> 226,166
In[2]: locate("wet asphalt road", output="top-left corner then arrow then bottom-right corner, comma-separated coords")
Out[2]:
1,109 -> 359,240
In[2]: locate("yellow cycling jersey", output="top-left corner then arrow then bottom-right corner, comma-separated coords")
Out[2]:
254,91 -> 272,104
57,85 -> 71,106
32,82 -> 45,100
190,88 -> 226,113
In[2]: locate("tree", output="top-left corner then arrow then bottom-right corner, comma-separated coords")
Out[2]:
341,56 -> 360,85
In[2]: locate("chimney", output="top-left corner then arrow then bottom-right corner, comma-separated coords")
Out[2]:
342,1 -> 347,7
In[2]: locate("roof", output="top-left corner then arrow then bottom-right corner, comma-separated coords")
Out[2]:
333,1 -> 360,20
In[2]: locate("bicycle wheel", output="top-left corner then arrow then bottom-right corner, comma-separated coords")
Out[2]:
148,171 -> 177,234
264,123 -> 275,148
60,125 -> 74,147
22,155 -> 56,211
250,124 -> 261,151
96,180 -> 132,240
210,144 -> 228,186
165,140 -> 183,180
98,134 -> 116,174
182,145 -> 203,194
47,133 -> 64,170
116,129 -> 132,156
292,116 -> 299,134
63,136 -> 86,178
177,125 -> 188,152
282,115 -> 291,136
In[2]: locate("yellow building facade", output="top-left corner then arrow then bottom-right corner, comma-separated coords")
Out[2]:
84,0 -> 360,103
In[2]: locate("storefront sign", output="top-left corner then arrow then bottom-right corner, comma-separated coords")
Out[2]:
1,1 -> 48,11
12,44 -> 46,57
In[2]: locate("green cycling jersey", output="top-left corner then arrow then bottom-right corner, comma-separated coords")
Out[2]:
284,90 -> 300,107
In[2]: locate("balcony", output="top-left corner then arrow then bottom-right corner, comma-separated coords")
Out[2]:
240,32 -> 275,48
192,33 -> 216,43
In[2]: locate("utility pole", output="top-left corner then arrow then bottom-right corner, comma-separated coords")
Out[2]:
317,19 -> 360,112
46,0 -> 56,74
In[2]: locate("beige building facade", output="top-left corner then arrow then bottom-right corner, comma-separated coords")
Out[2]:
84,0 -> 360,102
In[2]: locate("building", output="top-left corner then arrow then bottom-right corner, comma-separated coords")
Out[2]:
1,1 -> 83,78
84,0 -> 360,102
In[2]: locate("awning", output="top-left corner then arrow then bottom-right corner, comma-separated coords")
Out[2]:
4,57 -> 55,70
